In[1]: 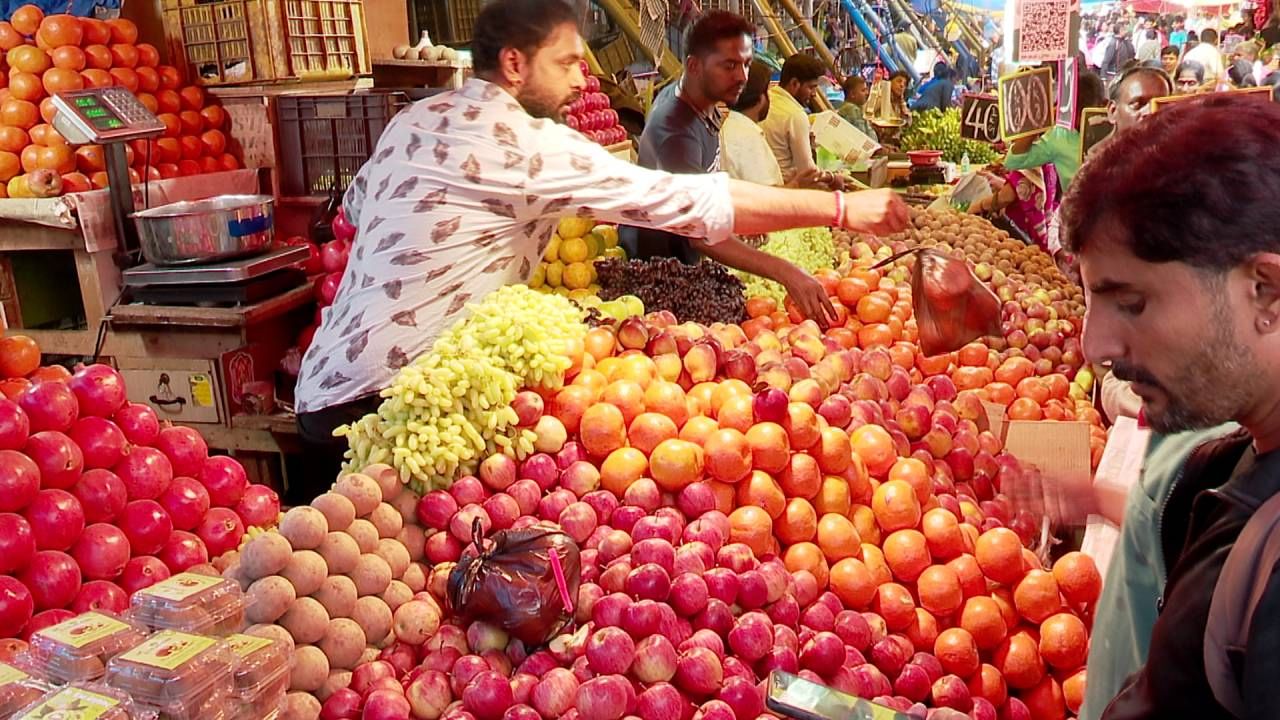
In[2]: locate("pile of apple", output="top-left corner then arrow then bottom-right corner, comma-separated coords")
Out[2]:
0,349 -> 279,641
566,65 -> 627,146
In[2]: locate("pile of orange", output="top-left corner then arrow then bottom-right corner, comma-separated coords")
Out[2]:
0,333 -> 66,396
0,6 -> 239,198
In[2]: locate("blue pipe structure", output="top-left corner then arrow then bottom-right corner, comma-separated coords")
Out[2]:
841,0 -> 921,83
840,0 -> 900,72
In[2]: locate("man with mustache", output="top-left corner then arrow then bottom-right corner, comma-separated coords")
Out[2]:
1063,93 -> 1280,719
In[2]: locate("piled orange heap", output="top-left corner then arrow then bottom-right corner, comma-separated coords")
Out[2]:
0,5 -> 238,198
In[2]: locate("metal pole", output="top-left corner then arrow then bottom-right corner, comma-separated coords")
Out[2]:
104,142 -> 137,269
774,0 -> 841,77
751,0 -> 833,109
850,0 -> 919,81
594,0 -> 685,78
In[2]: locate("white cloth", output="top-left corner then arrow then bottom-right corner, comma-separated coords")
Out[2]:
1184,42 -> 1226,86
296,79 -> 736,413
720,111 -> 784,187
759,86 -> 818,180
1090,34 -> 1114,69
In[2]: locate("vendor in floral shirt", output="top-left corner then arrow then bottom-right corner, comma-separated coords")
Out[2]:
292,0 -> 909,496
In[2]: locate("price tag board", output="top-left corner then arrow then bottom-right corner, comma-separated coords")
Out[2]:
1150,86 -> 1274,113
1079,107 -> 1113,161
998,67 -> 1056,142
960,93 -> 1000,143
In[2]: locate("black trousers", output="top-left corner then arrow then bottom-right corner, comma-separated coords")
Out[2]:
290,394 -> 381,504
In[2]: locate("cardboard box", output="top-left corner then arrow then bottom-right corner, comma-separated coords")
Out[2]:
119,358 -> 224,425
1001,419 -> 1094,527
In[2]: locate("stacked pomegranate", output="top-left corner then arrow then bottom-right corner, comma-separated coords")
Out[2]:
0,343 -> 278,641
565,65 -> 626,146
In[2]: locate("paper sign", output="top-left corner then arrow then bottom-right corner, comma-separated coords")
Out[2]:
810,111 -> 881,164
119,630 -> 217,671
960,93 -> 1000,143
16,688 -> 120,720
1091,416 -> 1150,525
998,67 -> 1056,142
1150,85 -> 1274,113
1002,420 -> 1093,526
137,572 -> 223,602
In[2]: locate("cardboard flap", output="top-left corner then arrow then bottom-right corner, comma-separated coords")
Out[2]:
1002,420 -> 1094,526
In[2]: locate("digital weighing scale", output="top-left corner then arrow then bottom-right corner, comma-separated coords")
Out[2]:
52,87 -> 165,268
122,245 -> 310,306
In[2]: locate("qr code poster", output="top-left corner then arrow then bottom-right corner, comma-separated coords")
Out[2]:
1013,0 -> 1075,63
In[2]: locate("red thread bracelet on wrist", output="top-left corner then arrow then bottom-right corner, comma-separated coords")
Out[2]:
833,191 -> 845,228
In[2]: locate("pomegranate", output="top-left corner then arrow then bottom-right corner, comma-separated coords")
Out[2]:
24,489 -> 85,551
20,550 -> 81,610
159,531 -> 208,573
0,398 -> 29,450
114,403 -> 160,446
71,580 -> 129,614
120,556 -> 171,594
24,431 -> 84,490
114,446 -> 174,500
72,524 -> 131,580
0,577 -> 33,638
17,381 -> 79,433
69,417 -> 129,469
321,240 -> 350,274
0,449 -> 40,512
196,507 -> 243,559
159,477 -> 210,531
235,484 -> 280,528
199,455 -> 248,507
119,499 -> 174,556
0,513 -> 35,575
68,364 -> 127,418
331,209 -> 356,242
73,469 -> 129,524
155,426 -> 209,477
23,609 -> 74,641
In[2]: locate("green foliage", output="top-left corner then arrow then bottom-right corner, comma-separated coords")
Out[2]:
900,109 -> 999,164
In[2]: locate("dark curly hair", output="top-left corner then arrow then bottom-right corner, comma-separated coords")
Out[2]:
1061,93 -> 1280,269
472,0 -> 578,75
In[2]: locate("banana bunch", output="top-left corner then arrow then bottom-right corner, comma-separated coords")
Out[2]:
900,109 -> 999,164
336,286 -> 588,492
734,226 -> 837,304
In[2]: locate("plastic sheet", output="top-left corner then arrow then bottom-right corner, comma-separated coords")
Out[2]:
878,247 -> 1001,356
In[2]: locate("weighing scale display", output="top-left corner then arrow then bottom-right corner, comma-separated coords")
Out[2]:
51,87 -> 165,145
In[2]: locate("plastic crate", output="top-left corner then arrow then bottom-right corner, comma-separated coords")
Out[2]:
275,92 -> 407,197
284,0 -> 369,77
415,0 -> 481,46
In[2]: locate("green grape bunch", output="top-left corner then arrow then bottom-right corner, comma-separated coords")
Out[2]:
901,109 -> 999,165
336,285 -> 588,492
733,226 -> 837,304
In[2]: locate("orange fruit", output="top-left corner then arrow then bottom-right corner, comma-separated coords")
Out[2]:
861,543 -> 892,586
8,72 -> 43,102
888,457 -> 931,504
948,553 -> 987,599
1,99 -> 39,129
60,171 -> 91,193
906,607 -> 939,650
678,415 -> 718,447
0,127 -> 27,153
856,292 -> 892,323
871,479 -> 921,533
969,663 -> 1009,707
745,296 -> 776,318
837,276 -> 869,306
76,145 -> 106,173
108,67 -> 139,93
703,428 -> 752,483
41,67 -> 83,95
783,402 -> 820,451
179,85 -> 204,111
738,470 -> 786,520
975,527 -> 1026,585
1013,569 -> 1062,623
1038,613 -> 1088,670
1008,397 -> 1043,421
1052,551 -> 1102,608
136,43 -> 160,68
813,475 -> 852,517
815,512 -> 860,563
156,89 -> 182,114
626,413 -> 677,457
80,17 -> 110,45
729,505 -> 774,557
643,381 -> 687,427
934,627 -> 980,677
579,402 -> 626,458
882,529 -> 930,582
599,447 -> 647,497
50,45 -> 86,70
829,557 -> 875,608
776,498 -> 818,545
8,46 -> 49,75
0,151 -> 18,182
109,42 -> 138,68
746,422 -> 790,473
200,105 -> 226,130
11,6 -> 45,36
36,15 -> 81,47
601,380 -> 644,424
921,508 -> 965,561
873,582 -> 916,631
83,44 -> 111,69
917,564 -> 963,617
1021,676 -> 1066,720
782,541 -> 829,589
993,631 -> 1045,690
105,18 -> 138,44
1061,668 -> 1086,714
851,424 -> 897,477
649,438 -> 704,492
35,144 -> 74,173
960,595 -> 1008,649
0,334 -> 41,377
158,65 -> 182,89
80,68 -> 113,88
0,22 -> 23,51
135,67 -> 160,94
779,452 -> 821,499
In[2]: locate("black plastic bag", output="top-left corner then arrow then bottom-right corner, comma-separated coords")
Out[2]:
447,519 -> 581,646
876,248 -> 1001,356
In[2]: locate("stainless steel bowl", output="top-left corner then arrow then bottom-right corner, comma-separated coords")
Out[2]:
132,194 -> 275,266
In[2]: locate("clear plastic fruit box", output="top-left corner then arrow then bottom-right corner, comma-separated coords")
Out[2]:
11,683 -> 147,720
0,662 -> 52,720
25,612 -> 149,684
105,630 -> 235,720
130,573 -> 248,636
226,634 -> 289,720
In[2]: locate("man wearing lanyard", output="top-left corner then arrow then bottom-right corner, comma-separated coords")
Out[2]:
293,0 -> 910,496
